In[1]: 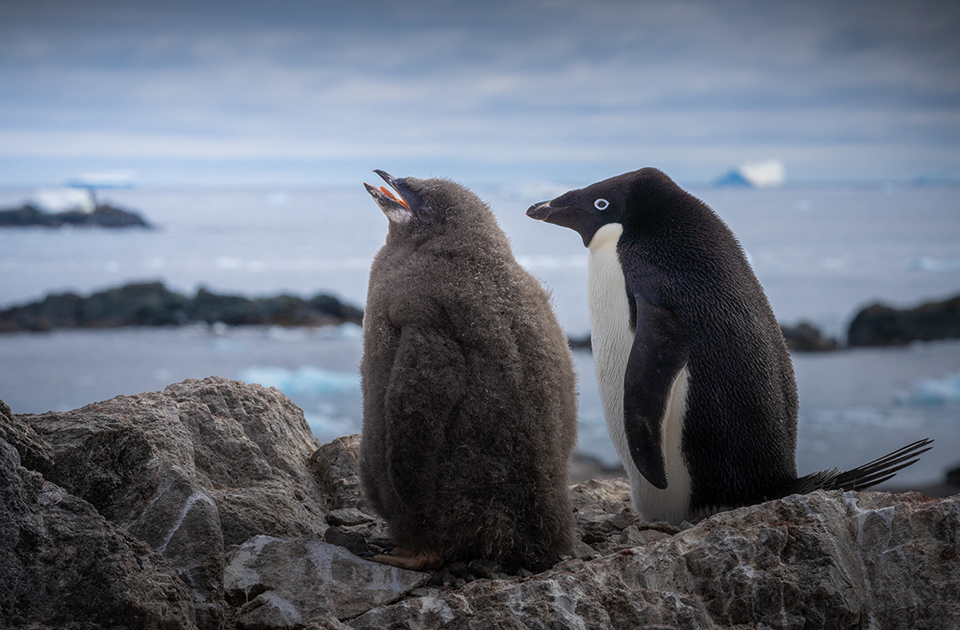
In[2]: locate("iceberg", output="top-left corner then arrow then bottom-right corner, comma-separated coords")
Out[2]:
714,160 -> 785,188
34,188 -> 96,213
65,171 -> 136,189
236,365 -> 360,396
896,369 -> 960,406
906,257 -> 960,272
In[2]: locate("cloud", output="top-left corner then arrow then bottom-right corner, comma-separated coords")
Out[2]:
0,0 -> 958,185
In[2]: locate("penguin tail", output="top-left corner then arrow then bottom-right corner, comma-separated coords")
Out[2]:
781,438 -> 934,496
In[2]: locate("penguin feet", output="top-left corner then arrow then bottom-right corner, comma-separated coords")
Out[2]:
372,546 -> 443,571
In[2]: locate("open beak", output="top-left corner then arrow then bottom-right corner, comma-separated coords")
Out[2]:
364,170 -> 411,216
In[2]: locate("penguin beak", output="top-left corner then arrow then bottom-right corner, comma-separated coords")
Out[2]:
526,199 -> 599,248
526,200 -> 554,221
364,170 -> 435,224
364,170 -> 410,213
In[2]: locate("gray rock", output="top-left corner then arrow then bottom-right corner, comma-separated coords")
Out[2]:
0,397 -> 54,472
0,437 -> 196,629
11,376 -> 328,630
326,507 -> 376,527
467,558 -> 502,579
350,490 -> 960,629
223,535 -> 430,626
570,477 -> 679,555
309,434 -> 366,511
323,526 -> 369,555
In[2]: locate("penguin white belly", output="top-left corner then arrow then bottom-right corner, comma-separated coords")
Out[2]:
587,223 -> 692,523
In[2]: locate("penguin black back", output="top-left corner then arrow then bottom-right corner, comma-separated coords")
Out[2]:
528,168 -> 930,522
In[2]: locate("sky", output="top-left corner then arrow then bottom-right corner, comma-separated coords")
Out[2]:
1,0 -> 959,189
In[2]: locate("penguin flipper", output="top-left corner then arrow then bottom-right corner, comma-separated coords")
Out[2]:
623,297 -> 689,490
384,325 -> 466,512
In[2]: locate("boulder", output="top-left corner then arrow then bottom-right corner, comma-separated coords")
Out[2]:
8,377 -> 330,630
0,437 -> 196,629
848,295 -> 960,346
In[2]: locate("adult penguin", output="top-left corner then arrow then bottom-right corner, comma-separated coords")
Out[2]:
527,167 -> 931,524
360,170 -> 578,571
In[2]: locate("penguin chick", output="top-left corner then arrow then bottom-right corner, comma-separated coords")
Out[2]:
360,170 -> 578,571
527,167 -> 932,524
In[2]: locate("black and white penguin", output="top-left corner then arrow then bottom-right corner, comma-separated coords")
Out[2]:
360,170 -> 578,571
527,167 -> 931,524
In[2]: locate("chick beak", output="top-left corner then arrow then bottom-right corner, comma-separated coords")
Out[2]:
364,170 -> 411,221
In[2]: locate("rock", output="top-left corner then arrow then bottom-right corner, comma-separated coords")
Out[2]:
3,384 -> 959,630
0,398 -> 55,472
0,437 -> 196,629
322,526 -> 369,556
570,477 -> 680,556
0,202 -> 152,228
0,282 -> 364,333
467,559 -> 503,579
351,491 -> 960,629
326,508 -> 376,527
848,294 -> 960,346
948,464 -> 960,486
12,377 -> 329,630
223,535 -> 430,626
309,434 -> 367,511
781,321 -> 839,352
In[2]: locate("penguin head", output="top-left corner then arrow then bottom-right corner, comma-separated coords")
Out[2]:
365,170 -> 502,242
526,168 -> 680,247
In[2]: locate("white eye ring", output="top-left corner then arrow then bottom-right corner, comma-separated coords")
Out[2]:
594,198 -> 610,210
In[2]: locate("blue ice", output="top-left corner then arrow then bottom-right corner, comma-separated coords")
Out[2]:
896,369 -> 960,406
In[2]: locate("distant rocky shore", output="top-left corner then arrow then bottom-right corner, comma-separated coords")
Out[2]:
0,202 -> 152,228
0,282 -> 364,333
1,378 -> 958,629
573,294 -> 960,353
849,294 -> 960,346
3,282 -> 959,353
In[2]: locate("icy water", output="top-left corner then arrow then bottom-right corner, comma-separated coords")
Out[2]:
1,183 -> 959,486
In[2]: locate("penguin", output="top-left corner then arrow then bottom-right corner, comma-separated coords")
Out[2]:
360,170 -> 578,571
527,167 -> 932,524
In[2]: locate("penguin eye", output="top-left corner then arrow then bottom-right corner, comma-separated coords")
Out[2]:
594,198 -> 610,211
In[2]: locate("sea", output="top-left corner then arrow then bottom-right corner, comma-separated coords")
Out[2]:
1,182 -> 959,487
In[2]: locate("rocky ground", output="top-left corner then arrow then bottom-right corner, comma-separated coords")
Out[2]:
2,377 -> 958,629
